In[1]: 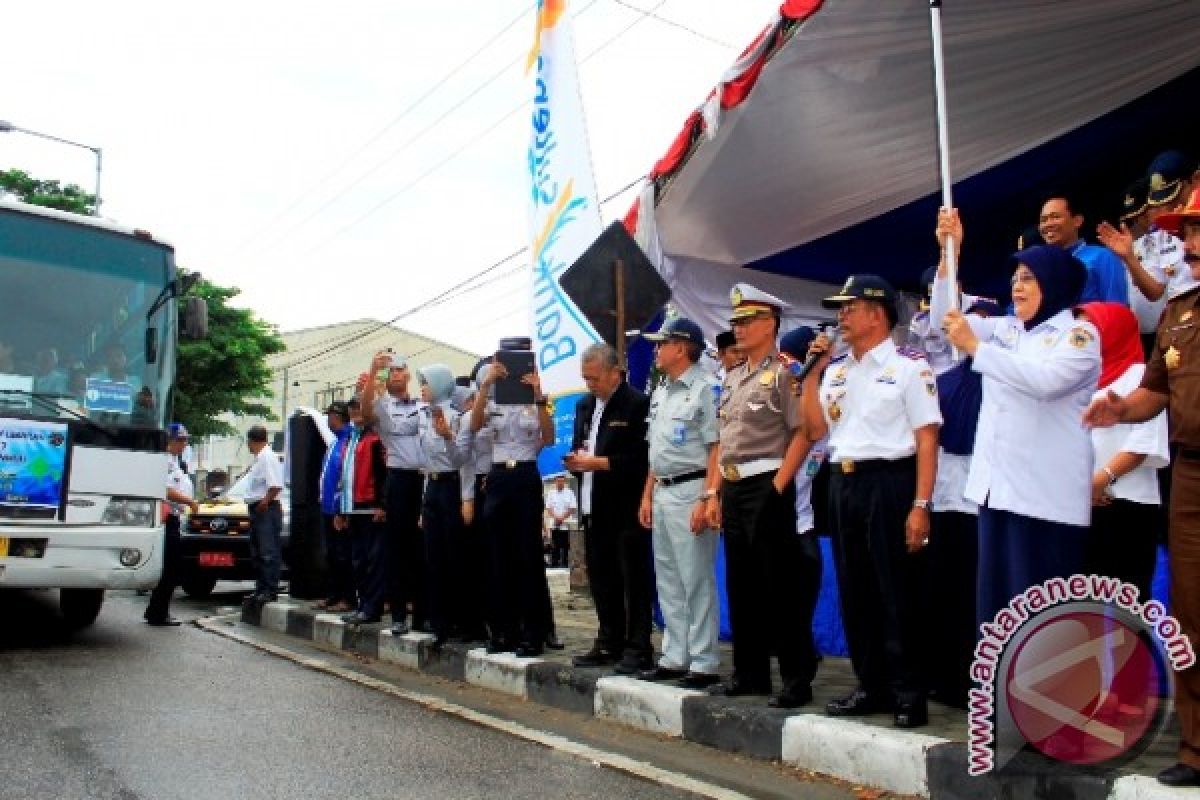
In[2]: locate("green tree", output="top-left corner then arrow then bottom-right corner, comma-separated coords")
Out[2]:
0,168 -> 96,215
174,276 -> 285,436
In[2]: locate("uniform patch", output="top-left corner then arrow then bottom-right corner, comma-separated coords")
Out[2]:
925,382 -> 937,396
1069,327 -> 1095,348
1166,345 -> 1182,371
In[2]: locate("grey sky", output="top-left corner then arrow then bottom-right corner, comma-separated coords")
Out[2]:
2,0 -> 781,357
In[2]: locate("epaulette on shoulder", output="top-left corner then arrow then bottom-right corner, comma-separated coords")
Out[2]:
896,346 -> 926,361
830,353 -> 848,364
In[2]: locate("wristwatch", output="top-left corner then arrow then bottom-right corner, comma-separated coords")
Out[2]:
913,498 -> 932,511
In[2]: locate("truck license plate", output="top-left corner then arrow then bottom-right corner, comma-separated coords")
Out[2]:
199,552 -> 234,567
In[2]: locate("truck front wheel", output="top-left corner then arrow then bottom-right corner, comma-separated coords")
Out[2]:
60,588 -> 105,629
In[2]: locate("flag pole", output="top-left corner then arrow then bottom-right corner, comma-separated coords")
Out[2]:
929,0 -> 961,360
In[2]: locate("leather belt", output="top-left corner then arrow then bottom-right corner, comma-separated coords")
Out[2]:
656,469 -> 706,487
493,459 -> 537,470
831,456 -> 915,475
425,471 -> 459,481
720,458 -> 782,482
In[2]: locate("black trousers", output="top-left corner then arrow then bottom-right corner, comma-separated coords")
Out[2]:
921,509 -> 977,707
829,458 -> 925,704
721,473 -> 821,691
459,475 -> 491,639
349,514 -> 388,619
322,513 -> 356,605
145,515 -> 181,621
247,502 -> 283,596
423,476 -> 464,637
1086,498 -> 1160,603
583,509 -> 653,662
551,528 -> 570,567
385,468 -> 426,625
482,463 -> 551,645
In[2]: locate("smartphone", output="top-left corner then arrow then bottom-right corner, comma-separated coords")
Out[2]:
494,349 -> 536,405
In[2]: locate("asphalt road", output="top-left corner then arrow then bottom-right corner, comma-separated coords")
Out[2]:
0,587 -> 708,800
0,586 -> 868,800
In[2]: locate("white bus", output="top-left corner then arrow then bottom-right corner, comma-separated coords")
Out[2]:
0,198 -> 205,628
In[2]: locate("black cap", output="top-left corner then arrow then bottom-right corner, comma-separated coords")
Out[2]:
324,401 -> 350,418
499,336 -> 532,351
715,330 -> 736,351
822,274 -> 897,310
1119,177 -> 1150,221
643,317 -> 704,344
1146,150 -> 1195,206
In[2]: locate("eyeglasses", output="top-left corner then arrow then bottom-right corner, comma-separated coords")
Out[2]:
837,301 -> 867,316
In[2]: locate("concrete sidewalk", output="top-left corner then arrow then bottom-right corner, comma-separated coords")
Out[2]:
241,570 -> 1187,800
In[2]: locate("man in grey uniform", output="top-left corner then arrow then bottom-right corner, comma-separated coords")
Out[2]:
638,318 -> 722,688
362,351 -> 429,635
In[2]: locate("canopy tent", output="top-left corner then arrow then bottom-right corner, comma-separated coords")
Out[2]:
625,0 -> 1200,336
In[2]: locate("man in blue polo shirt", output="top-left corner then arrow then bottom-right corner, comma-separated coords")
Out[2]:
1038,192 -> 1128,304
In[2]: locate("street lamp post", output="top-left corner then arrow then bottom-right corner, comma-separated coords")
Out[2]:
0,120 -> 104,213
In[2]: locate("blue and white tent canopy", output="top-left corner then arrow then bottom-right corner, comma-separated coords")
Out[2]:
627,0 -> 1200,336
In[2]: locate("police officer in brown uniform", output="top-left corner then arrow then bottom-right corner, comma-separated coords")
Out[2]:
1086,188 -> 1200,788
703,283 -> 823,708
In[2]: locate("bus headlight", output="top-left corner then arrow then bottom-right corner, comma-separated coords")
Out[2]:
119,548 -> 143,567
101,497 -> 157,527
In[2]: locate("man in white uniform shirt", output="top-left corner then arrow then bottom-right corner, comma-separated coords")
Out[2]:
545,475 -> 577,568
144,423 -> 199,626
243,424 -> 285,607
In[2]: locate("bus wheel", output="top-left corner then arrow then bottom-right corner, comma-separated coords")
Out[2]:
60,589 -> 105,629
181,576 -> 218,599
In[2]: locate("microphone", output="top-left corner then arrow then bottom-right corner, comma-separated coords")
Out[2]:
782,325 -> 840,383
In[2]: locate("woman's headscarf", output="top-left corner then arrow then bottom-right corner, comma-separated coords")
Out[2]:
1011,245 -> 1088,331
1077,301 -> 1143,389
417,363 -> 456,406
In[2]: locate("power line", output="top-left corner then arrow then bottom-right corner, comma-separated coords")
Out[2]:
609,0 -> 735,49
235,0 -> 604,262
272,0 -> 659,262
275,173 -> 644,373
226,2 -> 536,259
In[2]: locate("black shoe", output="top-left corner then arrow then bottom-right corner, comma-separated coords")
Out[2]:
145,616 -> 182,627
826,688 -> 890,717
678,672 -> 721,690
389,620 -> 410,635
1158,763 -> 1200,787
768,686 -> 813,709
515,643 -> 544,658
614,656 -> 654,676
893,699 -> 928,729
487,639 -> 512,654
708,678 -> 771,697
637,665 -> 687,682
413,619 -> 434,634
573,649 -> 618,668
544,633 -> 565,650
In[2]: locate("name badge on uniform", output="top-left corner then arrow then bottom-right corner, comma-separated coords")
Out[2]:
671,422 -> 687,446
759,370 -> 775,387
1166,345 -> 1182,371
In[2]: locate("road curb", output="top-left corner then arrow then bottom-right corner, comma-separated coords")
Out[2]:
240,600 -> 1182,799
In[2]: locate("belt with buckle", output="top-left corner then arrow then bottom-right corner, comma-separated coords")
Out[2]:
493,459 -> 537,470
720,458 -> 783,482
656,469 -> 707,487
425,470 -> 459,481
832,455 -> 915,475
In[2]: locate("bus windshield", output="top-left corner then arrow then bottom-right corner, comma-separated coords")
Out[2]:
0,206 -> 176,430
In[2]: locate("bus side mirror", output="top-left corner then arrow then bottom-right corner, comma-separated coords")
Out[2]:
183,296 -> 208,340
145,328 -> 159,364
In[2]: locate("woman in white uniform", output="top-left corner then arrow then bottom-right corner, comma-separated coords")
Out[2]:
936,209 -> 1101,628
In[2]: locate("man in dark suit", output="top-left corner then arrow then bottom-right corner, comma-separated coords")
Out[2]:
565,343 -> 652,674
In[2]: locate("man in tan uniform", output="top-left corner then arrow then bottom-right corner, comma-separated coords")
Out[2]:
1086,188 -> 1200,788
